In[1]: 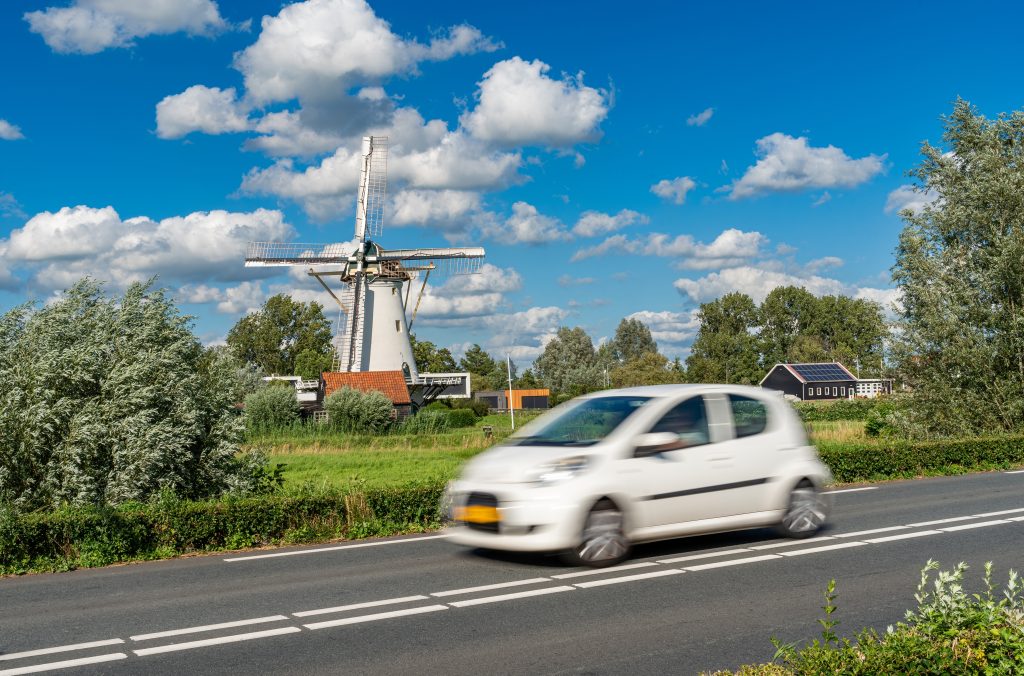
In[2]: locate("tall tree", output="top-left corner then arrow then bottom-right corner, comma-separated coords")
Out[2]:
893,99 -> 1024,435
609,352 -> 681,388
410,334 -> 458,373
759,286 -> 819,366
226,294 -> 333,376
459,344 -> 501,391
534,326 -> 603,396
610,317 -> 659,362
686,292 -> 762,384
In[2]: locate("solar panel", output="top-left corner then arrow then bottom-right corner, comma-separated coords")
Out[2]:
791,363 -> 853,382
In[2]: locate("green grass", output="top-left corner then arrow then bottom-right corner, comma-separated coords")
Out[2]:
806,419 -> 867,443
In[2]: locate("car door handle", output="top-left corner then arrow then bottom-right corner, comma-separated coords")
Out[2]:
708,456 -> 733,462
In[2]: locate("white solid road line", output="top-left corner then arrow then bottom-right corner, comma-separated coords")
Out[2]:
0,639 -> 125,662
1004,469 -> 1024,474
448,586 -> 575,608
974,507 -> 1024,517
826,487 -> 878,494
130,615 -> 289,641
683,554 -> 781,571
293,595 -> 429,618
574,569 -> 684,588
834,525 -> 908,538
552,562 -> 658,579
133,627 -> 301,656
657,547 -> 753,564
779,541 -> 868,557
906,516 -> 976,527
940,519 -> 1010,532
303,605 -> 448,630
749,536 -> 836,550
431,577 -> 551,598
866,530 -> 942,544
0,653 -> 127,676
223,534 -> 451,562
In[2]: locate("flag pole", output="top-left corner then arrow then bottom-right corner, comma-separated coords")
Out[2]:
506,354 -> 515,431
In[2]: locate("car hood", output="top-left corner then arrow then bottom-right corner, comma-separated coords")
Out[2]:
458,444 -> 594,484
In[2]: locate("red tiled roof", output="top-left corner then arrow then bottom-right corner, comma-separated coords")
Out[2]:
322,371 -> 411,405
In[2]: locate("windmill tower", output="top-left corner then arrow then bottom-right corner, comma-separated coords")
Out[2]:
244,136 -> 485,384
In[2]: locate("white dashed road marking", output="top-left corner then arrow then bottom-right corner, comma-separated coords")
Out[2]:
683,554 -> 782,571
0,640 -> 124,662
430,577 -> 550,598
0,653 -> 127,675
447,586 -> 574,608
551,562 -> 658,579
778,541 -> 868,556
573,569 -> 684,588
865,530 -> 942,544
293,595 -> 429,618
132,628 -> 301,656
825,487 -> 878,494
223,534 -> 451,562
302,605 -> 448,630
130,615 -> 289,641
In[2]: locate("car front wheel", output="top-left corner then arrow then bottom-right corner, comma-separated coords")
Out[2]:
776,481 -> 829,538
564,500 -> 631,568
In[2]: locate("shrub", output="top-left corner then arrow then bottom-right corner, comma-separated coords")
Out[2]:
452,398 -> 490,417
244,385 -> 300,433
323,387 -> 394,434
399,410 -> 450,434
793,398 -> 884,422
423,401 -> 450,412
446,408 -> 477,428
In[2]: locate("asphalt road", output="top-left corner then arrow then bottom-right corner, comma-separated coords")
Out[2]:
2,470 -> 1024,675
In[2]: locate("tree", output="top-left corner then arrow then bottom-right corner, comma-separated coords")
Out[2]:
459,344 -> 501,391
610,318 -> 659,362
515,368 -> 541,389
609,352 -> 681,388
0,279 -> 268,510
294,349 -> 334,380
226,294 -> 333,376
759,286 -> 819,367
534,326 -> 603,396
410,334 -> 458,373
892,99 -> 1024,435
686,292 -> 762,384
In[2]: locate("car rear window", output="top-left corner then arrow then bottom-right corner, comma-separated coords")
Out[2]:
729,395 -> 767,438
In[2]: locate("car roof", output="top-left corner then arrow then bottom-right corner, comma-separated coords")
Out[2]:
582,383 -> 774,399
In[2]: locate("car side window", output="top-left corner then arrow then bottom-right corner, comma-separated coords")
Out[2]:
649,396 -> 710,448
729,395 -> 767,438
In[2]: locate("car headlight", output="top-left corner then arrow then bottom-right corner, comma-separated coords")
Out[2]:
529,456 -> 590,485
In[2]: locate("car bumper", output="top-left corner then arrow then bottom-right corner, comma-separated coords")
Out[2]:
444,481 -> 583,553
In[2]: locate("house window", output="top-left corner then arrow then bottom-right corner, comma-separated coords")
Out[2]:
817,387 -> 822,396
832,387 -> 838,396
840,387 -> 845,396
395,320 -> 401,332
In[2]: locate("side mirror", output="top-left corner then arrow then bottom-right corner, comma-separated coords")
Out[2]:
634,432 -> 683,457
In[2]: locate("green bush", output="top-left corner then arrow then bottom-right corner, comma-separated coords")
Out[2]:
446,408 -> 477,428
0,482 -> 446,575
452,398 -> 490,417
323,387 -> 394,433
423,401 -> 450,412
818,435 -> 1024,483
793,398 -> 884,422
399,410 -> 450,434
244,385 -> 300,433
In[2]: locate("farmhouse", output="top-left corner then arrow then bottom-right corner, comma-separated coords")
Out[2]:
322,370 -> 413,418
760,362 -> 891,400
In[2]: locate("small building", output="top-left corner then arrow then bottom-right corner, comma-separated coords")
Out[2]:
474,388 -> 550,411
854,379 -> 892,398
322,370 -> 413,418
760,363 -> 858,401
261,375 -> 322,415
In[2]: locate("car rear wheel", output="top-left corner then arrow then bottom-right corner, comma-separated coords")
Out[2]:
564,500 -> 631,568
776,481 -> 828,538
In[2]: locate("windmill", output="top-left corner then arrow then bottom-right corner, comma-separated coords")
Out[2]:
244,136 -> 485,390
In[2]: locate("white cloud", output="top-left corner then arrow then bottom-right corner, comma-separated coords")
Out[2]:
854,286 -> 903,318
728,133 -> 886,200
0,243 -> 17,291
0,119 -> 24,140
0,192 -> 28,220
884,184 -> 937,215
460,56 -> 609,146
389,189 -> 482,232
686,107 -> 714,127
179,281 -> 267,315
805,256 -> 843,273
572,209 -> 646,237
483,201 -> 570,245
414,264 -> 522,324
235,0 -> 498,104
25,0 -> 228,54
627,309 -> 700,349
4,205 -> 294,290
812,191 -> 832,207
674,266 -> 848,304
156,86 -> 250,139
558,274 -> 595,287
651,177 -> 697,205
572,228 -> 767,269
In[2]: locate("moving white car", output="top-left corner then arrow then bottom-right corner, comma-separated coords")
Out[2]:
445,384 -> 831,567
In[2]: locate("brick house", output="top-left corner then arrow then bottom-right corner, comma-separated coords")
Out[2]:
322,371 -> 413,419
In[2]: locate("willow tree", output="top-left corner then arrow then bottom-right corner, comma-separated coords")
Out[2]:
893,100 -> 1024,435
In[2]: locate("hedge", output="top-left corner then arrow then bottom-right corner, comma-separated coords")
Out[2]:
793,398 -> 883,422
0,482 -> 446,575
818,435 -> 1024,483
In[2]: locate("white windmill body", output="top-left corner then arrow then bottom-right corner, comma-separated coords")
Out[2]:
245,136 -> 484,397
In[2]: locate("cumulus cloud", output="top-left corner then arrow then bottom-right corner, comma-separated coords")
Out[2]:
413,264 -> 522,324
558,274 -> 595,287
179,281 -> 267,314
727,133 -> 886,200
389,189 -> 482,234
4,205 -> 294,291
25,0 -> 229,54
235,0 -> 498,104
651,177 -> 697,205
884,184 -> 938,215
571,209 -> 646,237
627,309 -> 700,350
156,86 -> 250,139
854,286 -> 903,318
572,228 -> 767,269
0,119 -> 24,140
460,56 -> 609,146
805,256 -> 843,273
0,193 -> 27,221
686,107 -> 714,127
674,266 -> 848,304
482,201 -> 570,245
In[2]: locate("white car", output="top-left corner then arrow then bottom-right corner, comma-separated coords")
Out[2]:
445,384 -> 831,567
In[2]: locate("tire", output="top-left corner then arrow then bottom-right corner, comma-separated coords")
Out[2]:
563,500 -> 631,568
775,481 -> 829,538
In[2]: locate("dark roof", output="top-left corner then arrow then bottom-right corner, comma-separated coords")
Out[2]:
787,363 -> 857,383
322,371 -> 411,405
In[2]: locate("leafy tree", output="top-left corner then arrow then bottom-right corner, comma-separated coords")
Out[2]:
294,348 -> 334,380
759,286 -> 819,366
609,352 -> 681,388
534,326 -> 603,396
0,279 -> 268,510
459,344 -> 502,391
410,333 -> 457,372
893,99 -> 1024,435
515,368 -> 541,389
610,318 -> 659,362
686,292 -> 762,384
323,387 -> 394,433
226,294 -> 333,376
244,385 -> 300,433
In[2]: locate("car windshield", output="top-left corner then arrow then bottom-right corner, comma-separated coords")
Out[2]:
509,395 -> 652,447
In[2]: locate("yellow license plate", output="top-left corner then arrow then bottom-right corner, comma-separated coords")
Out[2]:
454,505 -> 500,524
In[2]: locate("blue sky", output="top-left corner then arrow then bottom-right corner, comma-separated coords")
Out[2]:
2,0 -> 1022,364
